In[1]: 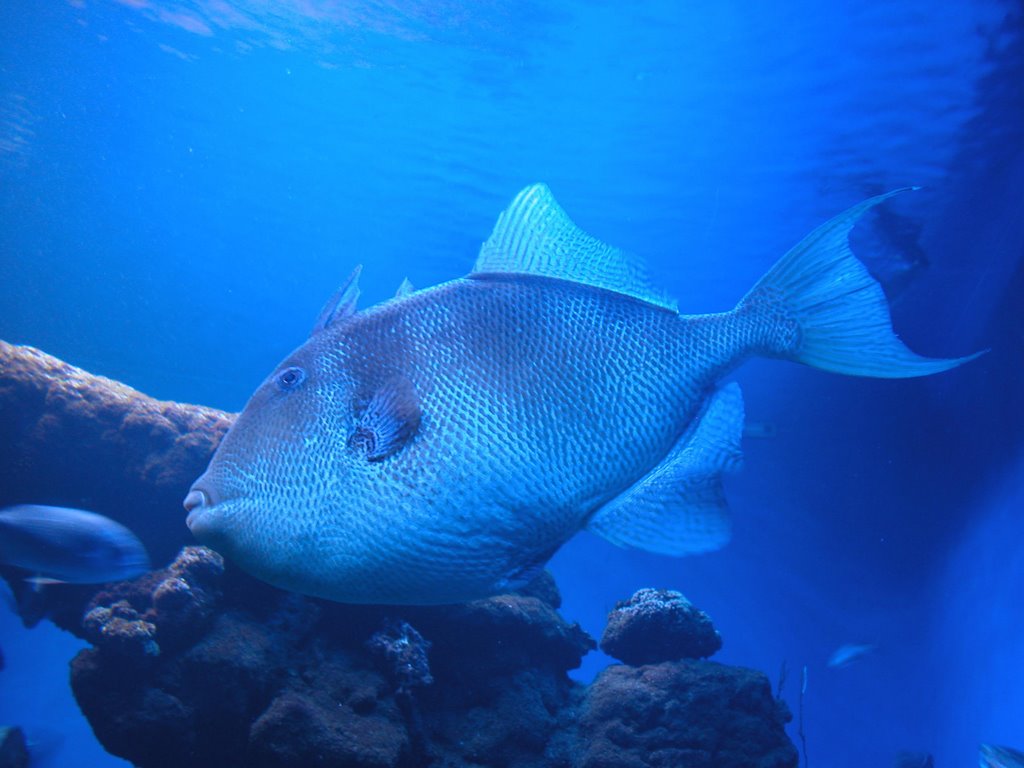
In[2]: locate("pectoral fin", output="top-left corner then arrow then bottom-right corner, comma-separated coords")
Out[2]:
349,376 -> 421,462
586,383 -> 744,555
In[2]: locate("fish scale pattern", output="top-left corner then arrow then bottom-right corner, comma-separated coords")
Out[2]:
202,272 -> 753,604
186,188 -> 975,605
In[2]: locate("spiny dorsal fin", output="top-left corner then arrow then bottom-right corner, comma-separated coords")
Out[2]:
312,265 -> 362,335
394,277 -> 414,299
472,184 -> 677,312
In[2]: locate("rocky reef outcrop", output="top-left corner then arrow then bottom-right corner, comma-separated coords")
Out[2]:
580,661 -> 796,768
1,341 -> 798,768
599,587 -> 722,665
0,340 -> 232,567
581,588 -> 796,767
68,547 -> 593,768
63,556 -> 797,768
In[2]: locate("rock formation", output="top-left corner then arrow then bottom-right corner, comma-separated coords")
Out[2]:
0,340 -> 232,567
0,341 -> 798,767
599,587 -> 722,665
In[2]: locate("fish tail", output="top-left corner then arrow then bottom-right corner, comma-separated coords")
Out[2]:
737,189 -> 983,378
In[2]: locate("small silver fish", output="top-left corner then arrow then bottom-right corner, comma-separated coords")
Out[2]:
827,642 -> 877,668
184,184 -> 979,605
982,744 -> 1024,768
0,504 -> 150,584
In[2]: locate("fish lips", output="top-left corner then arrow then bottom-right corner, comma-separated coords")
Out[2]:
184,485 -> 243,555
184,487 -> 219,536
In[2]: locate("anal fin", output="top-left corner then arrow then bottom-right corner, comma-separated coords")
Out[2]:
586,383 -> 744,555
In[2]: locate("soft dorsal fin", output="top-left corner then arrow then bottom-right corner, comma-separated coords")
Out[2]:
394,277 -> 414,299
471,184 -> 677,312
312,265 -> 362,335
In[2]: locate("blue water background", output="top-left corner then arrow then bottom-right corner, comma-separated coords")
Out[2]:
1,2 -> 1022,767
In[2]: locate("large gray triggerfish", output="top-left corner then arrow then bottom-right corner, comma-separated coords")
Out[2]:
184,184 -> 978,604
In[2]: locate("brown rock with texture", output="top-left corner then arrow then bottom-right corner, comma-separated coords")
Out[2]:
0,340 -> 233,565
579,660 -> 798,768
600,588 -> 722,665
248,675 -> 410,767
68,551 -> 593,768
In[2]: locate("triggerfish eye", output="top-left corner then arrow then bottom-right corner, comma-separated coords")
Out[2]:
277,366 -> 305,390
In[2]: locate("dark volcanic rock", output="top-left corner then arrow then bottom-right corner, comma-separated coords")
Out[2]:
248,678 -> 410,768
68,548 -> 594,768
78,546 -> 225,656
70,648 -> 196,768
82,600 -> 159,662
367,619 -> 434,693
578,660 -> 798,768
409,592 -> 596,679
600,588 -> 722,665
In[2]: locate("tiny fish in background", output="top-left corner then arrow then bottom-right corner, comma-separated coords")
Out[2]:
185,184 -> 981,605
982,744 -> 1024,768
742,421 -> 777,439
0,504 -> 150,584
893,751 -> 934,768
827,642 -> 877,668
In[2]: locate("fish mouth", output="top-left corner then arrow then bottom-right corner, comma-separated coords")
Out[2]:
184,489 -> 207,524
183,489 -> 207,514
184,483 -> 244,549
184,487 -> 219,533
